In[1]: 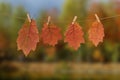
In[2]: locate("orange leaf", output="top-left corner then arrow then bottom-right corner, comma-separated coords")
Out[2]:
64,22 -> 85,50
88,21 -> 104,46
41,23 -> 62,46
17,19 -> 39,56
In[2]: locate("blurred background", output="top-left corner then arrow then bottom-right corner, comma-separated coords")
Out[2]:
0,0 -> 120,79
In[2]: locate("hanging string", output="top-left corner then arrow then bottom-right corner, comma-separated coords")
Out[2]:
0,13 -> 25,20
101,15 -> 120,20
0,13 -> 120,22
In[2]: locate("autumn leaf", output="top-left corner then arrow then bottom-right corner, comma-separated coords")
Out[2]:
64,22 -> 85,50
41,23 -> 62,46
88,21 -> 104,46
17,19 -> 39,56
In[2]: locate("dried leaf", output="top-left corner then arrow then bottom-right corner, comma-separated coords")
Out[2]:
17,19 -> 39,56
64,22 -> 85,50
41,23 -> 62,46
88,21 -> 104,46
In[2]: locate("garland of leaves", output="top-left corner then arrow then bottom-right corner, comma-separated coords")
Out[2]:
17,14 -> 104,56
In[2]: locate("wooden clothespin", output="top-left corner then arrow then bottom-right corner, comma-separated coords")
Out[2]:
47,16 -> 51,25
72,16 -> 77,24
95,14 -> 100,23
27,13 -> 31,22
